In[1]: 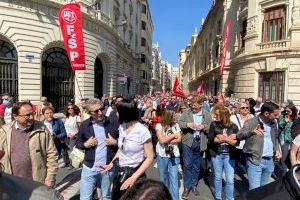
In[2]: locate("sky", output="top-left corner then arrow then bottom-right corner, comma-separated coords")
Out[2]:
148,0 -> 213,67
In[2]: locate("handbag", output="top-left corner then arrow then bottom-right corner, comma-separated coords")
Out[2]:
69,147 -> 84,168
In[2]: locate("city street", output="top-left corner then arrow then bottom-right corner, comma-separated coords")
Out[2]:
55,159 -> 251,200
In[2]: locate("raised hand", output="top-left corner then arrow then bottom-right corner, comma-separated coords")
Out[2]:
84,136 -> 98,148
105,133 -> 117,146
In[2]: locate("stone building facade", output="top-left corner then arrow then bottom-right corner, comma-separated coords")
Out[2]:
182,0 -> 300,105
0,0 -> 153,111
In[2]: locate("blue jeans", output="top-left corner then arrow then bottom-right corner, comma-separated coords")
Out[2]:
246,157 -> 274,190
156,155 -> 180,200
182,140 -> 204,189
211,154 -> 235,200
80,165 -> 113,200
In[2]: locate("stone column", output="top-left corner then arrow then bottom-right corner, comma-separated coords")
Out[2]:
244,0 -> 259,52
291,0 -> 300,47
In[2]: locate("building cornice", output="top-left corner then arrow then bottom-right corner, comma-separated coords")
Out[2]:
230,49 -> 300,65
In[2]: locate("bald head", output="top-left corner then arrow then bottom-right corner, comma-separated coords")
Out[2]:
256,97 -> 262,104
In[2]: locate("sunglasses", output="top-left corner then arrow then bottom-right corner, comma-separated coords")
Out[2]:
241,107 -> 249,109
92,107 -> 105,113
68,107 -> 74,110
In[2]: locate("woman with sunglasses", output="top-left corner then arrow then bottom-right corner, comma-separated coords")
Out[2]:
100,99 -> 154,200
64,104 -> 81,151
230,102 -> 254,149
230,102 -> 254,170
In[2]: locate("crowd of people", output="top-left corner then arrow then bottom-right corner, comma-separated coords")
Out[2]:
0,91 -> 300,200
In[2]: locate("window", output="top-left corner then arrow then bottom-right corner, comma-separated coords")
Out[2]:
94,0 -> 102,11
263,6 -> 286,42
241,19 -> 247,48
141,54 -> 146,63
215,44 -> 219,59
141,21 -> 146,30
141,4 -> 147,14
0,40 -> 18,101
141,37 -> 146,47
259,71 -> 285,104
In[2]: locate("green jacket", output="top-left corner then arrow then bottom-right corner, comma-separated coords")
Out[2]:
178,108 -> 211,151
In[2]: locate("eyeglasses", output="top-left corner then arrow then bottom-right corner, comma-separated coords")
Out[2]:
68,107 -> 74,110
18,112 -> 35,119
240,107 -> 249,110
91,107 -> 105,113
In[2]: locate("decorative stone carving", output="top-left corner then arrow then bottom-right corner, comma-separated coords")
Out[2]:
247,16 -> 258,35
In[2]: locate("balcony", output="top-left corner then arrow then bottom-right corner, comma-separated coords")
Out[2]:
257,40 -> 290,50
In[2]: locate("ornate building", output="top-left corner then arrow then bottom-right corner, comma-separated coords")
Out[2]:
182,0 -> 300,105
0,0 -> 153,111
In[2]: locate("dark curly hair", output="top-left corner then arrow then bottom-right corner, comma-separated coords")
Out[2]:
64,105 -> 81,118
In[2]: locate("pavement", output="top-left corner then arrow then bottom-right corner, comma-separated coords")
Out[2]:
54,159 -> 252,200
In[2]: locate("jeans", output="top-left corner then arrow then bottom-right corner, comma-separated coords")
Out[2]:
80,165 -> 113,200
246,157 -> 274,190
156,155 -> 180,200
211,154 -> 235,200
182,140 -> 204,189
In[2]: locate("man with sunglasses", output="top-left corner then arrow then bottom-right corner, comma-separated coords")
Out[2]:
76,98 -> 119,200
0,101 -> 58,188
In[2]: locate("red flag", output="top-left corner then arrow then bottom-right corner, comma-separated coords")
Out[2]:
197,81 -> 204,96
172,76 -> 186,99
220,20 -> 231,76
58,3 -> 86,71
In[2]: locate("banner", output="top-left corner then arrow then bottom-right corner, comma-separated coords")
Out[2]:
197,81 -> 204,96
172,76 -> 186,99
58,3 -> 86,71
220,20 -> 231,76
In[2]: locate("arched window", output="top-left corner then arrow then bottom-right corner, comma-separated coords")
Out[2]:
94,57 -> 104,98
0,40 -> 18,100
42,47 -> 74,112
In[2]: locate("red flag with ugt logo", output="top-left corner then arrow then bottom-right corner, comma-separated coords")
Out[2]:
220,20 -> 231,76
197,81 -> 204,96
172,76 -> 186,99
58,3 -> 86,71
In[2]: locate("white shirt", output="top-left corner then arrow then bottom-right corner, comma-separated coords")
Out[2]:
44,120 -> 53,135
4,107 -> 12,124
230,113 -> 254,149
105,106 -> 113,117
118,122 -> 151,168
64,115 -> 81,136
155,123 -> 181,157
292,134 -> 300,164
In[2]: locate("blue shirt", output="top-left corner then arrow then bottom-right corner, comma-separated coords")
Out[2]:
91,121 -> 107,171
192,112 -> 203,138
262,120 -> 274,157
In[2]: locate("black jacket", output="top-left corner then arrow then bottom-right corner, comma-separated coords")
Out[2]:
236,164 -> 300,200
76,116 -> 119,168
208,121 -> 239,157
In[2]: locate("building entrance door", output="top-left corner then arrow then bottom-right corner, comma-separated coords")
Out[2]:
42,47 -> 74,112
